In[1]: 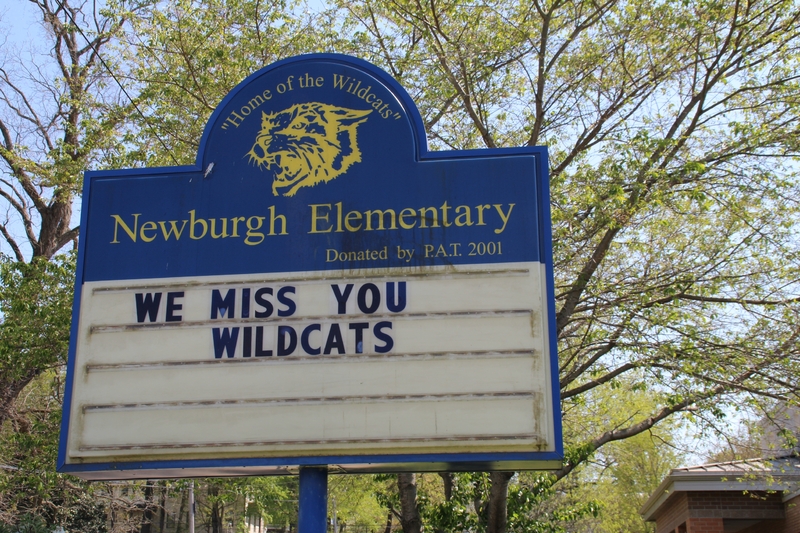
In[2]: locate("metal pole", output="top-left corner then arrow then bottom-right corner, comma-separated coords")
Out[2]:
298,466 -> 328,533
189,480 -> 195,533
332,496 -> 338,533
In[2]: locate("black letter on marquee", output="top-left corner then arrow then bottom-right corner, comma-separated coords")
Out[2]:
277,326 -> 297,356
374,321 -> 393,353
243,327 -> 252,357
135,292 -> 162,323
386,282 -> 407,312
255,326 -> 272,356
212,327 -> 240,358
301,324 -> 322,355
324,324 -> 346,354
254,287 -> 274,318
165,291 -> 184,322
241,288 -> 251,318
349,322 -> 369,354
277,286 -> 297,317
357,283 -> 381,314
331,284 -> 353,314
211,289 -> 236,319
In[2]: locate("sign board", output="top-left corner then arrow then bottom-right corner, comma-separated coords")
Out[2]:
58,54 -> 562,480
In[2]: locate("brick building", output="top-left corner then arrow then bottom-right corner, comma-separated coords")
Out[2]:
640,452 -> 800,533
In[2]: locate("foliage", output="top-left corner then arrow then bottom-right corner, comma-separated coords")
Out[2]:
570,431 -> 675,532
1,0 -> 800,531
0,254 -> 76,526
328,475 -> 388,530
0,0 -> 135,262
337,0 -> 800,527
340,0 -> 800,479
0,254 -> 75,385
0,366 -> 106,533
120,0 -> 346,167
245,476 -> 298,527
416,472 -> 599,533
0,514 -> 51,533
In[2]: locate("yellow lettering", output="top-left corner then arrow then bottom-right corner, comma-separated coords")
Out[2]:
189,210 -> 207,240
476,204 -> 491,226
440,201 -> 452,227
336,201 -> 344,233
309,204 -> 332,233
493,204 -> 515,234
139,221 -> 157,242
454,205 -> 473,227
230,217 -> 245,237
210,218 -> 228,239
224,110 -> 245,129
247,94 -> 265,109
365,209 -> 397,230
399,208 -> 417,229
159,220 -> 187,240
269,206 -> 288,235
418,206 -> 439,228
245,216 -> 265,245
111,214 -> 140,243
345,210 -> 362,232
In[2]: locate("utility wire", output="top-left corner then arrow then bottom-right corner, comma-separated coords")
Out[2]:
51,0 -> 181,166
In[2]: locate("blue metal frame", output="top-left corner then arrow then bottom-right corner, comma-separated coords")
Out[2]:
58,53 -> 563,477
298,467 -> 328,533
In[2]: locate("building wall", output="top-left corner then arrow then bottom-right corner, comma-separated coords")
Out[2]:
685,517 -> 723,533
654,493 -> 689,533
685,491 -> 784,521
653,490 -> 791,533
784,494 -> 800,533
738,519 -> 785,533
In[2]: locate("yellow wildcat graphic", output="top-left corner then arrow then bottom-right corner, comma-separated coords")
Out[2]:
247,102 -> 372,197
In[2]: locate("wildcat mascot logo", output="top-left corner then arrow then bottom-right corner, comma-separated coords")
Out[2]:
247,102 -> 372,197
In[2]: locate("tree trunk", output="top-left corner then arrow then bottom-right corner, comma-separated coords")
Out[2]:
158,482 -> 167,533
398,473 -> 422,533
141,481 -> 154,533
382,511 -> 393,533
486,472 -> 514,533
438,473 -> 453,501
176,488 -> 187,533
209,484 -> 223,533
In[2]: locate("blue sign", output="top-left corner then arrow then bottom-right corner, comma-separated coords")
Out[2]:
59,54 -> 562,479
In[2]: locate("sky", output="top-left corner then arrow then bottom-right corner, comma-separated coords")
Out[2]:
0,0 -> 39,47
0,1 -> 81,261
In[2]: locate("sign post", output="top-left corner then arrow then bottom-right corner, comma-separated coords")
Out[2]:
58,55 -> 562,502
298,467 -> 328,533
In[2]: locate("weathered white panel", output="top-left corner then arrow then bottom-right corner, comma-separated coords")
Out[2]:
77,396 -> 541,456
66,262 -> 556,463
79,355 -> 537,404
80,313 -> 536,365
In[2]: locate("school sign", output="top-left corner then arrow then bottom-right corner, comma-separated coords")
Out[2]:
58,55 -> 563,479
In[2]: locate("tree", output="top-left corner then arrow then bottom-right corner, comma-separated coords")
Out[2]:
3,0 -> 799,530
0,0 -> 142,527
566,376 -> 683,532
0,0 -> 136,428
335,0 -> 800,529
119,0 -> 344,166
0,257 -> 108,531
123,0 -> 800,528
